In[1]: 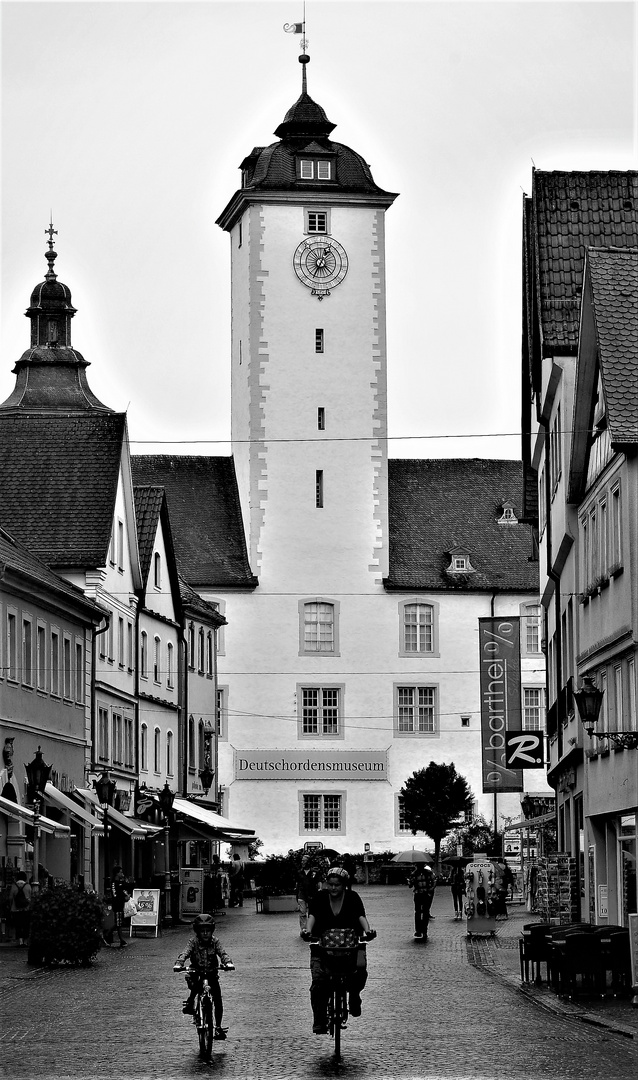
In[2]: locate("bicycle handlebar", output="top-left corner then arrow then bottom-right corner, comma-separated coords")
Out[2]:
173,963 -> 235,972
302,930 -> 377,944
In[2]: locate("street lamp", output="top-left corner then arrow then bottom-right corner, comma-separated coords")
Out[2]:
25,746 -> 52,892
574,674 -> 638,750
158,782 -> 175,925
93,771 -> 116,893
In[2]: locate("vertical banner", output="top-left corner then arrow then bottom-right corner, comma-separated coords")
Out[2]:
479,617 -> 523,793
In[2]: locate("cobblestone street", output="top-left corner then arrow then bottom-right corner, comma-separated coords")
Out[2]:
2,885 -> 638,1080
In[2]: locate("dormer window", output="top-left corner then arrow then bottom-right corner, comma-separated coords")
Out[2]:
445,547 -> 476,575
299,159 -> 332,180
498,501 -> 518,525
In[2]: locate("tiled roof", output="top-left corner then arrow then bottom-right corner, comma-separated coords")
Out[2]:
0,414 -> 125,567
386,459 -> 538,592
179,574 -> 226,625
133,486 -> 165,586
532,171 -> 638,352
130,456 -> 257,589
0,525 -> 102,618
588,247 -> 638,444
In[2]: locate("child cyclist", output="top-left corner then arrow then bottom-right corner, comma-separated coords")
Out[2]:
173,914 -> 234,1040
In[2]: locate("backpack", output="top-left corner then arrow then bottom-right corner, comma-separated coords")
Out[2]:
13,882 -> 28,910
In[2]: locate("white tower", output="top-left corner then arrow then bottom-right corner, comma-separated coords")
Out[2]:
216,54 -> 398,596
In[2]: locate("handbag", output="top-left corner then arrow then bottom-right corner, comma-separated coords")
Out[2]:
123,898 -> 138,919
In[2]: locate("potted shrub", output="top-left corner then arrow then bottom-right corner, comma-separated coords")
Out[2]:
255,850 -> 302,913
28,882 -> 104,967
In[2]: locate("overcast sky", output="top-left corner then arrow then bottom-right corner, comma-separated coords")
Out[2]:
1,0 -> 636,460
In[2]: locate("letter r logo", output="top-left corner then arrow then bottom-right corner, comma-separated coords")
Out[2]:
504,731 -> 545,768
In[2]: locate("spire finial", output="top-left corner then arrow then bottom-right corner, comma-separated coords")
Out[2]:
44,217 -> 58,280
284,4 -> 309,93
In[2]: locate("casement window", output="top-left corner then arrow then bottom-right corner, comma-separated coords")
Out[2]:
300,686 -> 341,738
317,407 -> 325,431
75,640 -> 84,702
610,484 -> 623,571
521,603 -> 542,655
198,720 -> 205,768
188,715 -> 196,769
109,521 -> 116,566
400,601 -> 436,655
237,220 -> 243,248
549,405 -> 562,492
301,601 -> 337,654
117,520 -> 124,572
198,628 -> 205,673
37,624 -> 47,691
614,665 -> 623,733
153,636 -> 161,682
118,617 -> 125,667
301,793 -> 343,833
216,687 -> 228,740
127,622 -> 134,670
316,470 -> 324,508
538,466 -> 547,535
523,688 -> 544,730
397,796 -> 411,834
206,632 -> 214,677
112,712 -> 123,764
140,631 -> 148,679
188,623 -> 195,670
167,642 -> 174,688
98,707 -> 109,761
107,614 -> 114,663
600,671 -> 609,734
315,329 -> 324,353
299,160 -> 332,181
63,635 -> 72,699
50,629 -> 60,695
166,731 -> 174,777
140,723 -> 148,771
395,685 -> 437,735
124,716 -> 134,768
628,659 -> 636,733
6,611 -> 17,680
22,617 -> 33,687
154,727 -> 161,773
154,552 -> 161,589
304,209 -> 329,234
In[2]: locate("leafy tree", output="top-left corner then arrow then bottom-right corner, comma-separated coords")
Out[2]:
400,762 -> 473,867
440,814 -> 494,859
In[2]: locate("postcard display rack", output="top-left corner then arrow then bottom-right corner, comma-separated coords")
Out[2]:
537,854 -> 578,925
464,858 -> 497,937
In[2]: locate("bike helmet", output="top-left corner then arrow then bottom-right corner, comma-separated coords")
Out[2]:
193,914 -> 216,936
326,866 -> 349,882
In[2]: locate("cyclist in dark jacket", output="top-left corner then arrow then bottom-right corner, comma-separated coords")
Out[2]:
175,914 -> 234,1039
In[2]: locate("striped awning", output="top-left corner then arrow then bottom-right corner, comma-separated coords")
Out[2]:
75,789 -> 162,839
0,794 -> 71,838
44,783 -> 104,835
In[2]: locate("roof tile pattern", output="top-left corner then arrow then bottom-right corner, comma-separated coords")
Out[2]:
387,459 -> 538,591
533,171 -> 638,351
133,486 -> 165,586
131,456 -> 256,588
0,414 -> 125,567
0,526 -> 101,615
588,247 -> 638,444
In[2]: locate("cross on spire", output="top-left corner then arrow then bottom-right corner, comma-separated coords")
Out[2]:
45,220 -> 58,250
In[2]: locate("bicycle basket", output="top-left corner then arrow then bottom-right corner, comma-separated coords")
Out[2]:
320,928 -> 360,972
320,929 -> 359,949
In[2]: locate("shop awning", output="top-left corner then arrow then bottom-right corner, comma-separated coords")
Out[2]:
172,797 -> 255,841
44,783 -> 104,835
0,794 -> 71,838
504,811 -> 557,831
75,790 -> 162,839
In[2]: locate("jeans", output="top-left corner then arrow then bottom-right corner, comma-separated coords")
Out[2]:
309,954 -> 367,1024
414,894 -> 433,936
187,972 -> 224,1027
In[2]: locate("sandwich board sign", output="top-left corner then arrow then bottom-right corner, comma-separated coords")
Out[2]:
130,888 -> 161,937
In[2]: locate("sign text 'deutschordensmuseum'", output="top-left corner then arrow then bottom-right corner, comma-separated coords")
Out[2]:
479,617 -> 523,793
234,749 -> 388,780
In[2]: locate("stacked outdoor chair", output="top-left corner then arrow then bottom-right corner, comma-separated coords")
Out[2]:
550,927 -> 606,1000
594,927 -> 631,996
519,922 -> 552,984
546,925 -> 597,996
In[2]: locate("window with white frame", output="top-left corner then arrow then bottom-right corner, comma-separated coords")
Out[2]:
301,601 -> 336,654
188,623 -> 195,670
112,712 -> 123,764
301,793 -> 343,833
300,686 -> 341,738
140,723 -> 148,771
50,629 -> 59,695
188,715 -> 195,769
166,731 -> 174,776
140,631 -> 148,679
198,720 -> 205,768
614,665 -> 623,733
75,640 -> 84,702
63,635 -> 72,698
198,627 -> 205,673
154,552 -> 161,589
206,631 -> 214,676
549,404 -> 562,492
521,603 -> 542,655
22,617 -> 33,687
395,685 -> 437,735
400,601 -> 437,655
117,519 -> 124,572
98,706 -> 109,761
600,671 -> 609,734
107,614 -> 114,662
299,160 -> 332,181
167,642 -> 174,688
304,209 -> 329,234
397,795 -> 411,833
523,687 -> 544,730
118,617 -> 125,667
127,622 -> 134,670
610,484 -> 623,571
37,623 -> 47,691
154,636 -> 161,682
124,716 -> 134,768
628,658 -> 636,732
154,727 -> 161,772
217,687 -> 227,740
6,610 -> 17,680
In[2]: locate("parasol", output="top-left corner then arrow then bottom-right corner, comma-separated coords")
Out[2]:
391,850 -> 434,865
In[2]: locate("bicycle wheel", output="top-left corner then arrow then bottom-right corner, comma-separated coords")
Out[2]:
333,987 -> 344,1062
198,996 -> 214,1061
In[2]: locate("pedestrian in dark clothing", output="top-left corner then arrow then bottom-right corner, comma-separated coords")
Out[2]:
228,854 -> 245,908
109,866 -> 129,947
9,875 -> 31,946
450,865 -> 465,919
408,864 -> 436,939
296,855 -> 322,934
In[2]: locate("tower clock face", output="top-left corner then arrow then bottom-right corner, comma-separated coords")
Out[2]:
293,236 -> 348,298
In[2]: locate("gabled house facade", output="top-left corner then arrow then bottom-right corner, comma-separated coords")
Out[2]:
522,170 -> 638,923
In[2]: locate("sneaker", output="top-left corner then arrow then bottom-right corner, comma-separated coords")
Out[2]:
182,1002 -> 195,1015
119,940 -> 128,948
214,1027 -> 228,1040
312,1023 -> 328,1035
413,932 -> 423,939
348,994 -> 362,1017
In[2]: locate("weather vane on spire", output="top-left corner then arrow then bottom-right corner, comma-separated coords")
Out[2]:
284,3 -> 310,91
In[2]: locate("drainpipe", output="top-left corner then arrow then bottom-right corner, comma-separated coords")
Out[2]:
541,418 -> 562,849
489,590 -> 500,854
91,613 -> 110,891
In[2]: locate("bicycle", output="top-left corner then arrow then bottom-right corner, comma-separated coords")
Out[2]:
306,929 -> 376,1062
173,961 -> 235,1061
